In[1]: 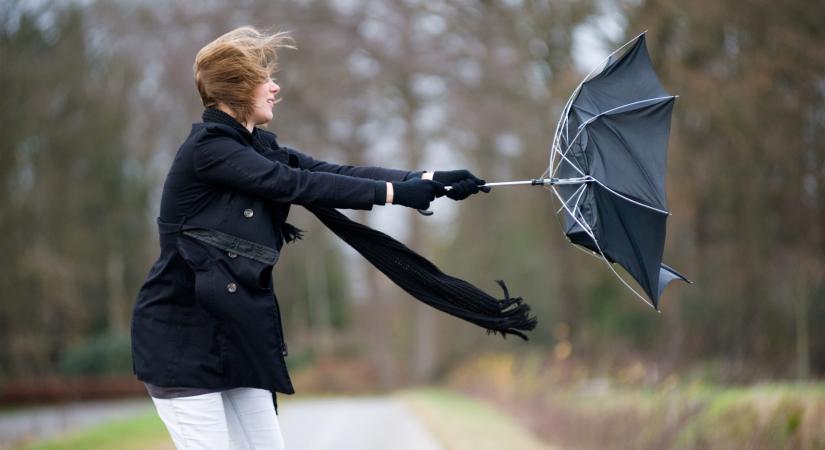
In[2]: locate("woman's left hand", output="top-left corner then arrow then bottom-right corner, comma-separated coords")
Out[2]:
429,169 -> 491,200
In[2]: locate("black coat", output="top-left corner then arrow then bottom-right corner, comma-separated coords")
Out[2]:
130,108 -> 415,396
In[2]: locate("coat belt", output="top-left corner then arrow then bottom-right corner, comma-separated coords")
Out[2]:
157,218 -> 279,265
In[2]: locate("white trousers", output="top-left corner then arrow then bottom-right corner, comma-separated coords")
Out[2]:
150,387 -> 286,450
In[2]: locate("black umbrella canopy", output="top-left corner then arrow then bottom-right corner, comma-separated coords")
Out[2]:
553,33 -> 689,309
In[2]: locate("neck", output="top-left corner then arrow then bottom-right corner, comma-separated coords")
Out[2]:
216,104 -> 254,132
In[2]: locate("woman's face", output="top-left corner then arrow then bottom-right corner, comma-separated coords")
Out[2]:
248,77 -> 281,126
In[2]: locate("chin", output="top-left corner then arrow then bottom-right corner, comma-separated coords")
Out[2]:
256,114 -> 273,126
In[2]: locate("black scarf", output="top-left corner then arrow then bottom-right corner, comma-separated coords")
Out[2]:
201,108 -> 537,340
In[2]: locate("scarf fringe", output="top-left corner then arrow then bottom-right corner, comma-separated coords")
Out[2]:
480,280 -> 537,341
280,223 -> 304,244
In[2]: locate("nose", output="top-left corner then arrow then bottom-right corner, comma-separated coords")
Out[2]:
270,79 -> 280,94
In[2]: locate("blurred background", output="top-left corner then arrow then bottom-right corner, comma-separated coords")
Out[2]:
1,0 -> 823,449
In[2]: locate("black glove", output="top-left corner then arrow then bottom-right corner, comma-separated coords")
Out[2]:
391,178 -> 446,209
443,178 -> 481,200
432,169 -> 491,200
432,169 -> 485,185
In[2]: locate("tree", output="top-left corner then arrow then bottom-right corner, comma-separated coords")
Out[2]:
625,0 -> 825,378
0,2 -> 151,377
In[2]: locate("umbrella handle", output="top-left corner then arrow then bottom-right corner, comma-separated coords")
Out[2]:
416,184 -> 456,216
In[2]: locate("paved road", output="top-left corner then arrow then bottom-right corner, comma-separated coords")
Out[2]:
278,396 -> 443,450
0,395 -> 443,450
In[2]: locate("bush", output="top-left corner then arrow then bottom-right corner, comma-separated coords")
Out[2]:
58,333 -> 133,375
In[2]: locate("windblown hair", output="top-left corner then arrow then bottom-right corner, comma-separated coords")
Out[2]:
193,26 -> 294,125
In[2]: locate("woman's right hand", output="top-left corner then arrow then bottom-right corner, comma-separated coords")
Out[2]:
390,179 -> 446,209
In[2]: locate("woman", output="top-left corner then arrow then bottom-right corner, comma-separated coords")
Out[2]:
130,26 -> 487,450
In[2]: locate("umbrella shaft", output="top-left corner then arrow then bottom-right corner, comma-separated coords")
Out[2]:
476,177 -> 592,188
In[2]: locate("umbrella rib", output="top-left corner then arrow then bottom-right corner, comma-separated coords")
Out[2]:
597,246 -> 657,309
569,183 -> 589,216
552,90 -> 673,182
595,113 -> 667,209
550,96 -> 676,214
556,183 -> 587,214
551,142 -> 587,178
552,95 -> 674,180
551,90 -> 582,175
606,194 -> 661,309
576,96 -> 676,130
550,31 -> 648,177
550,185 -> 598,244
551,132 -> 588,179
551,32 -> 647,152
590,178 -> 669,215
550,185 -> 655,309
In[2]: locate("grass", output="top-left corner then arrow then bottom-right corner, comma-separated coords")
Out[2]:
398,387 -> 557,450
15,410 -> 173,450
439,352 -> 825,450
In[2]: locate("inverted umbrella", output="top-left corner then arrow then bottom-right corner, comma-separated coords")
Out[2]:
460,32 -> 690,309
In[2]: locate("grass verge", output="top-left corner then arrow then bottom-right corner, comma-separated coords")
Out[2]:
15,410 -> 172,450
446,352 -> 825,450
397,387 -> 557,450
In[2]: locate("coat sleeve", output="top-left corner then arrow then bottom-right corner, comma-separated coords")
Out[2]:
283,145 -> 421,182
193,126 -> 384,209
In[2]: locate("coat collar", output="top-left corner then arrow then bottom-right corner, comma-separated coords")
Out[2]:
201,107 -> 278,149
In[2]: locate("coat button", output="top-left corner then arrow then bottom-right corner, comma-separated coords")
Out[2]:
243,208 -> 254,218
227,251 -> 238,258
227,282 -> 237,293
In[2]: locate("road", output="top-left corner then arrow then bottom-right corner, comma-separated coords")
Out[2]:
279,396 -> 443,450
0,395 -> 443,450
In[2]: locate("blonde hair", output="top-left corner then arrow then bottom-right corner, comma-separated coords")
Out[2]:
193,26 -> 295,124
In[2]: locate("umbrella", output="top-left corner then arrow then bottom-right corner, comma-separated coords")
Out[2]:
468,32 -> 690,309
